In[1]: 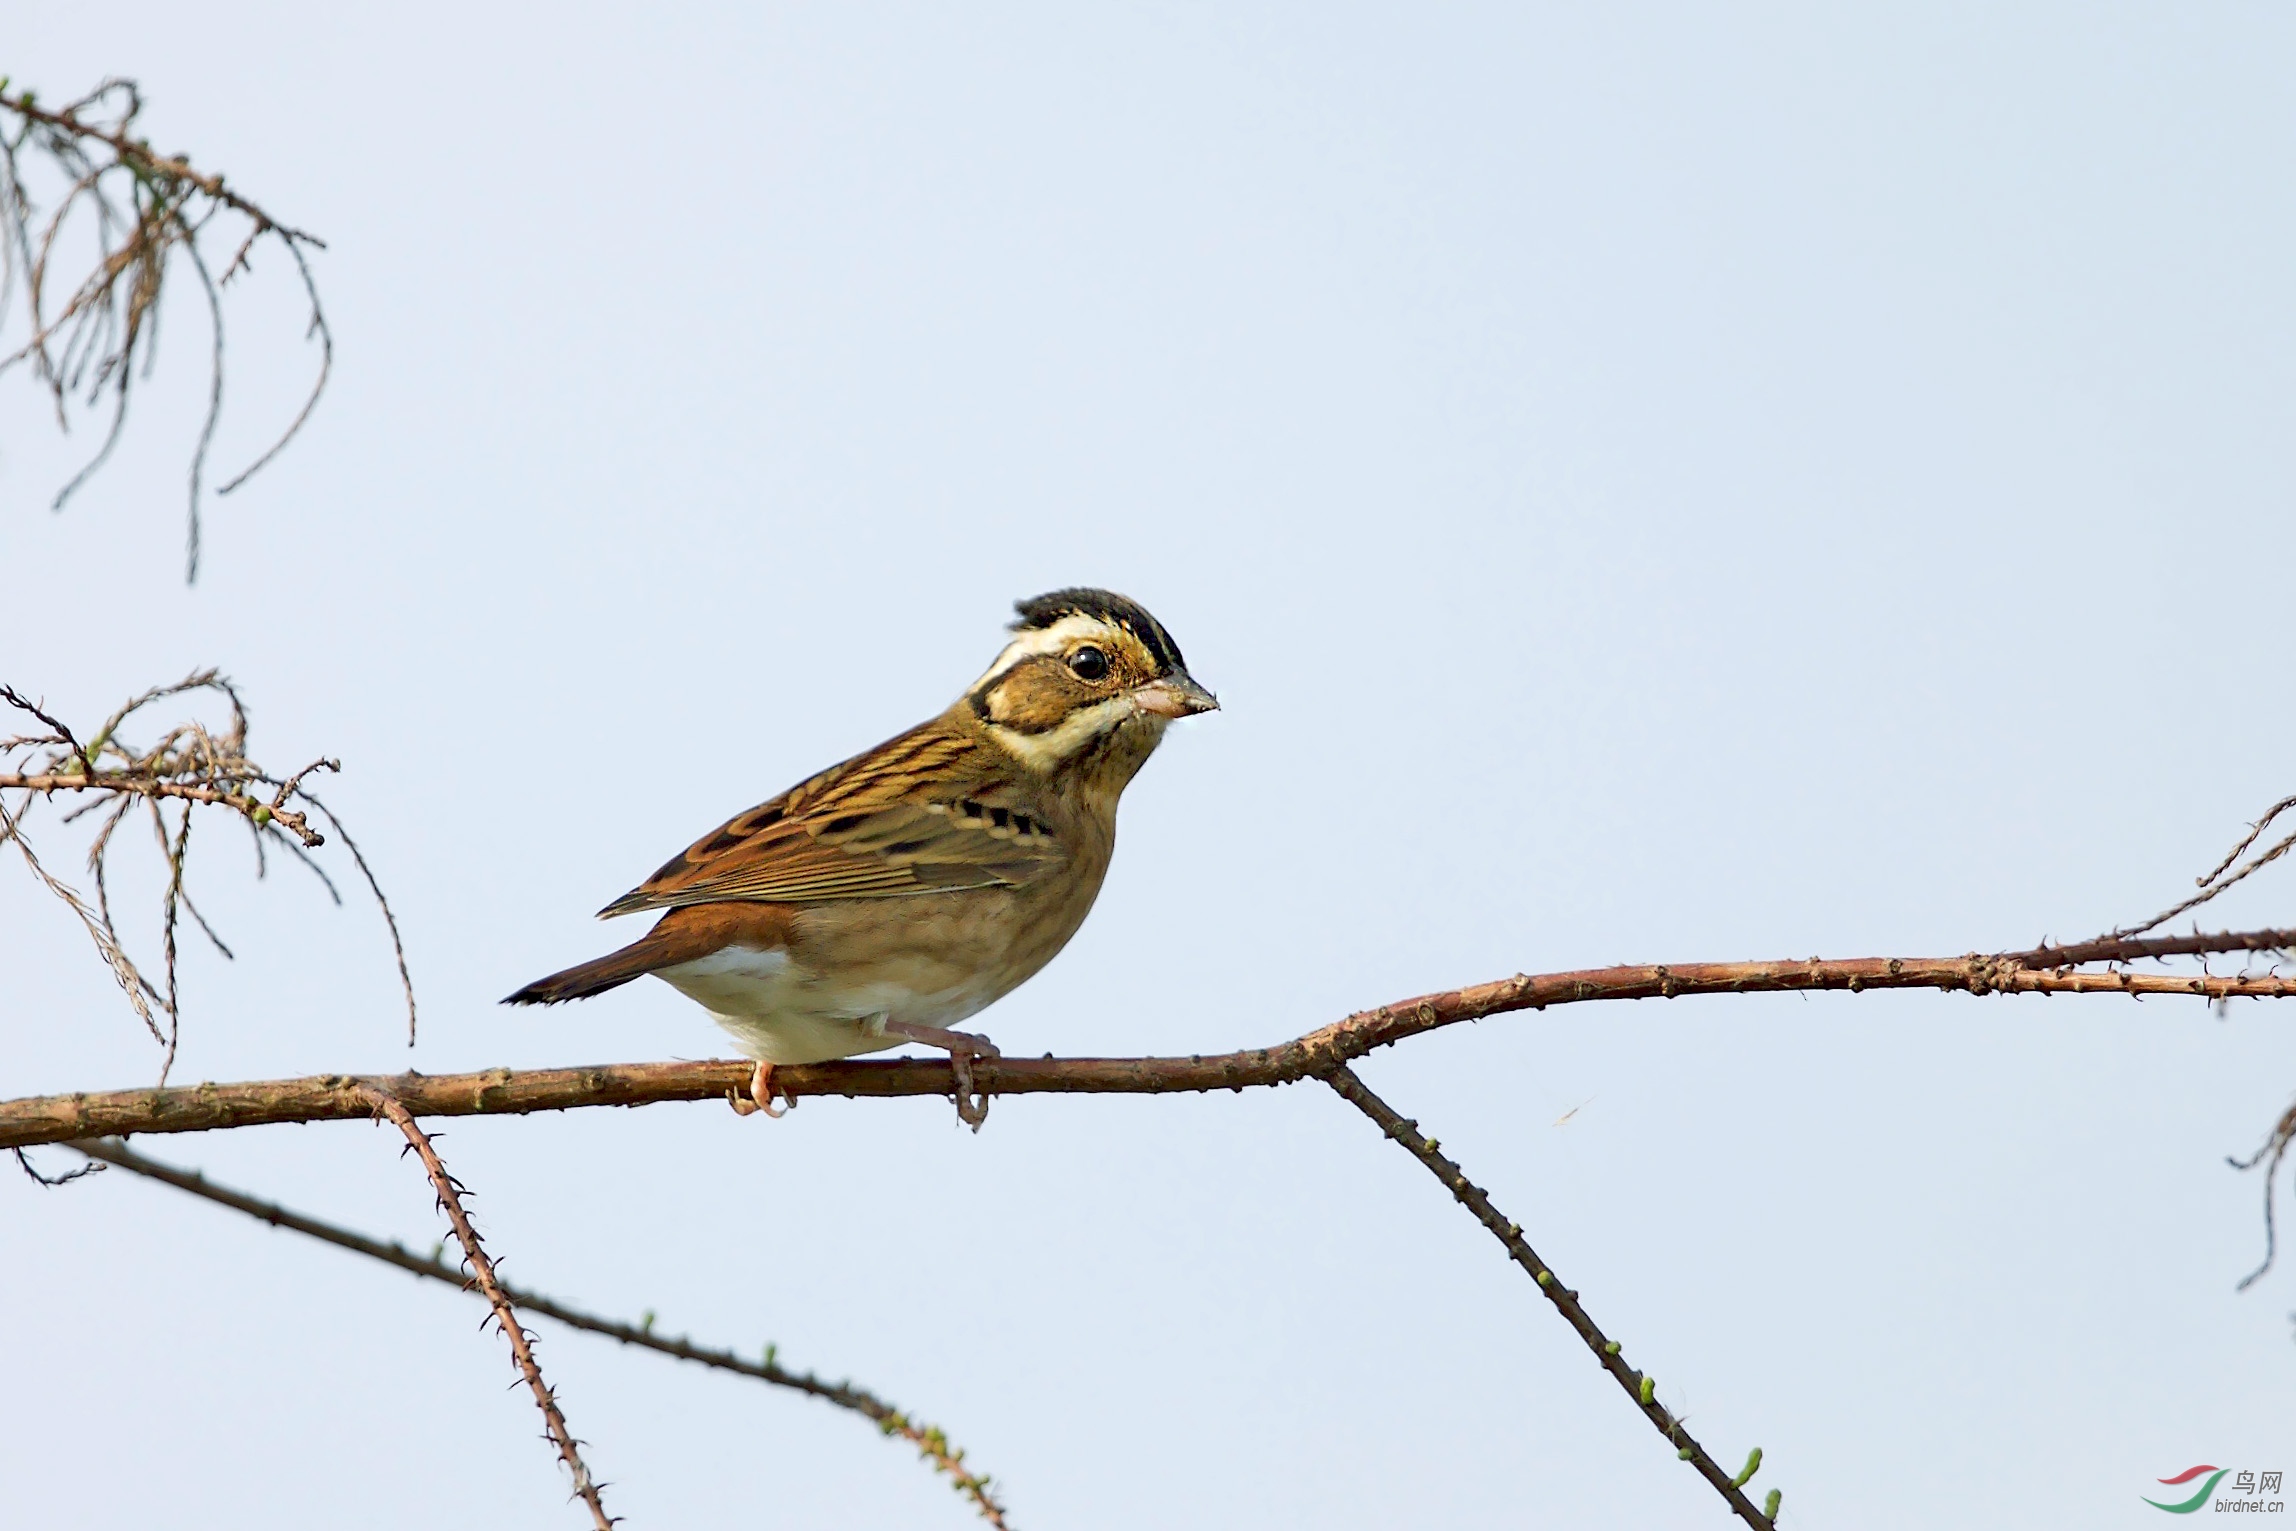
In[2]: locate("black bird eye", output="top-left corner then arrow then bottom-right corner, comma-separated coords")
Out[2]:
1068,645 -> 1108,681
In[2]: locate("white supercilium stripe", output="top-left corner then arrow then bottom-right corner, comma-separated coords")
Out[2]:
963,613 -> 1116,694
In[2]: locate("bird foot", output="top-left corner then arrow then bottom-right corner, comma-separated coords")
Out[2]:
951,1052 -> 991,1132
727,1060 -> 789,1119
883,1021 -> 997,1130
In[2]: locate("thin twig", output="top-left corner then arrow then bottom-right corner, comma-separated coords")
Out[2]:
2200,798 -> 2296,888
2108,796 -> 2296,940
177,886 -> 236,960
13,1146 -> 104,1185
180,232 -> 224,579
0,792 -> 165,1046
1,77 -> 330,577
0,686 -> 93,776
11,933 -> 2296,1151
214,232 -> 331,496
152,796 -> 192,1082
2229,1097 -> 2296,1291
64,1136 -> 1015,1527
360,1089 -> 614,1530
300,791 -> 416,1045
1325,1065 -> 1778,1528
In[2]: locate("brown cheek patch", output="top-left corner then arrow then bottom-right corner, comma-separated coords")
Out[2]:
987,659 -> 1091,734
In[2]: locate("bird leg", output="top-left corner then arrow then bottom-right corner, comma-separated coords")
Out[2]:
882,1020 -> 1001,1059
883,1020 -> 999,1131
726,1059 -> 788,1119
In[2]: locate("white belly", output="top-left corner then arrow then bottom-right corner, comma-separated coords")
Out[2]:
651,943 -> 1003,1065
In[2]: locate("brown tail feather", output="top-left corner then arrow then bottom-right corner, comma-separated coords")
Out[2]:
503,902 -> 798,1006
502,940 -> 667,1006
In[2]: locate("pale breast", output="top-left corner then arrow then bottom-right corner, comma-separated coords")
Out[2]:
786,865 -> 1109,1028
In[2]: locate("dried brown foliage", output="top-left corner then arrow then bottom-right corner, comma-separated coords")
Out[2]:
0,76 -> 329,580
0,672 -> 413,1085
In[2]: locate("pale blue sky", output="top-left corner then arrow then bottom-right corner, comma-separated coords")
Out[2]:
6,5 -> 2296,1526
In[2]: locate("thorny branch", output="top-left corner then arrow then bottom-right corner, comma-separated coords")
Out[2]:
0,673 -> 414,1077
1,76 -> 330,580
1326,1065 -> 1781,1529
361,1089 -> 615,1531
59,1136 -> 1014,1527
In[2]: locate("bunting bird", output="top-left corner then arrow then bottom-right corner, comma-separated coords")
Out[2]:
505,588 -> 1218,1124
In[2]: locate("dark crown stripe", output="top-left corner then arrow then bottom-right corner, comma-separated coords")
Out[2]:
1011,587 -> 1186,674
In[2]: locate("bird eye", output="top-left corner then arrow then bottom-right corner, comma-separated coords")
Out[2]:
1068,646 -> 1108,681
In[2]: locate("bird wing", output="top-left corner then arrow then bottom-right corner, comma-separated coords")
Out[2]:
597,718 -> 1065,916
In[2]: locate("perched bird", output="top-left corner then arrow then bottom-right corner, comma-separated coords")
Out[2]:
505,588 -> 1217,1124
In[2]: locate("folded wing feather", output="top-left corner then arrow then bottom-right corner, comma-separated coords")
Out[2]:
596,720 -> 1064,917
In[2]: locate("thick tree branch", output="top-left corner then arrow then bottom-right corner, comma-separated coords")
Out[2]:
363,1090 -> 613,1530
6,933 -> 2293,1151
1326,1065 -> 1779,1529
